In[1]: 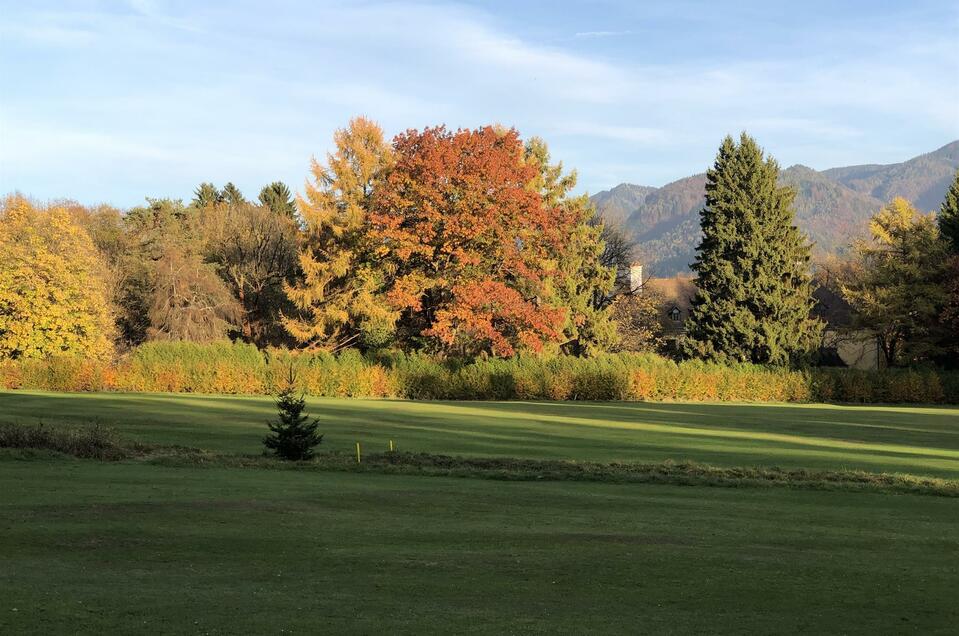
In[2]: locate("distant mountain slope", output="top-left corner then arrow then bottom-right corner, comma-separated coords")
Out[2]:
593,141 -> 959,276
779,165 -> 884,256
822,140 -> 959,211
589,184 -> 656,227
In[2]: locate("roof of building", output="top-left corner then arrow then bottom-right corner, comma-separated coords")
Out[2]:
638,273 -> 852,328
811,284 -> 854,327
644,275 -> 696,313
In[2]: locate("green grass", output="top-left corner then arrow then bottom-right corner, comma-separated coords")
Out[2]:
2,460 -> 957,634
1,390 -> 957,633
2,390 -> 958,478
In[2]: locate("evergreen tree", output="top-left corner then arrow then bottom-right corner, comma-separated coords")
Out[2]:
683,133 -> 821,364
263,369 -> 323,460
221,182 -> 246,207
258,181 -> 298,219
939,169 -> 959,253
192,182 -> 222,208
940,172 -> 959,361
524,137 -> 617,356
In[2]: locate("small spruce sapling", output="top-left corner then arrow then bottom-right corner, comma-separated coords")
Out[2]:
263,368 -> 323,460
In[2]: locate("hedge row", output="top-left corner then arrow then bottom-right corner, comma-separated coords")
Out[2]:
1,341 -> 957,403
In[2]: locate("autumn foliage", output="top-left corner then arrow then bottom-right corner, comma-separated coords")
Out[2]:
0,196 -> 115,360
369,125 -> 571,356
285,122 -> 600,358
7,117 -> 956,381
284,117 -> 396,350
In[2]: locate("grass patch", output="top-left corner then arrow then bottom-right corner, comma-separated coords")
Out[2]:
4,420 -> 953,497
1,394 -> 957,632
148,450 -> 959,497
0,421 -> 144,460
2,460 -> 957,634
2,391 -> 958,478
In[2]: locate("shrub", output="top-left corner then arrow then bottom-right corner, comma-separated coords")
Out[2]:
116,341 -> 267,394
570,358 -> 631,400
6,357 -> 110,392
1,342 -> 957,404
390,352 -> 450,400
0,421 -> 132,460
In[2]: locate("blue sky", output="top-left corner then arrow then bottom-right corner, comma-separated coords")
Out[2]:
2,0 -> 957,208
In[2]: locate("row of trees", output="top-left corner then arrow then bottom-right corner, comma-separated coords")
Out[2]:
0,181 -> 302,359
0,119 -> 639,361
0,120 -> 956,368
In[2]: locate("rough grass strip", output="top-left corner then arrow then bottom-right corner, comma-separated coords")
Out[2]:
3,419 -> 954,497
145,450 -> 959,498
0,421 -> 150,461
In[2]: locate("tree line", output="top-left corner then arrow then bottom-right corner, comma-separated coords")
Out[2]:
1,120 -> 957,368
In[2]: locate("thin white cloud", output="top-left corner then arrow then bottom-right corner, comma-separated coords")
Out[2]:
743,118 -> 862,140
554,123 -> 672,144
1,0 -> 956,204
328,3 -> 632,104
574,30 -> 635,38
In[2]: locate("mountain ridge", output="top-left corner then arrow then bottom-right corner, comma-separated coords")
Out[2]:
592,141 -> 959,276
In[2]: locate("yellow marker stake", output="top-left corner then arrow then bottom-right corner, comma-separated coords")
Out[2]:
355,442 -> 361,464
389,439 -> 394,452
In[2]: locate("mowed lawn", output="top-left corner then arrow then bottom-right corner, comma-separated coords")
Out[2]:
2,390 -> 958,477
1,460 -> 957,634
1,391 -> 958,633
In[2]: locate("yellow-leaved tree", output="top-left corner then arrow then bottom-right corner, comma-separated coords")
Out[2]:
0,195 -> 115,360
841,197 -> 949,366
284,117 -> 396,350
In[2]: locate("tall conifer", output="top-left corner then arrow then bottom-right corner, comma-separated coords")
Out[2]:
259,181 -> 297,219
939,169 -> 959,252
192,182 -> 222,208
283,117 -> 395,350
221,182 -> 246,207
683,133 -> 821,364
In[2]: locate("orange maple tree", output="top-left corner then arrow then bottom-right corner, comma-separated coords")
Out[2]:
369,125 -> 571,357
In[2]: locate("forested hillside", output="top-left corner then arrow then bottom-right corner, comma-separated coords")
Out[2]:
593,141 -> 959,275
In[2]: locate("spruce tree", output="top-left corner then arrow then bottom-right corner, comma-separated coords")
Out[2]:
939,169 -> 959,253
258,181 -> 297,219
263,370 -> 323,460
221,182 -> 246,207
682,133 -> 821,364
192,182 -> 222,208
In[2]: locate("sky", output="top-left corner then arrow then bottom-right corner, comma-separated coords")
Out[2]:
1,0 -> 958,208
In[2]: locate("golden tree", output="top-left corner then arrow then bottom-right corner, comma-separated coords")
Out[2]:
284,117 -> 396,350
841,197 -> 949,366
607,291 -> 667,353
0,196 -> 115,360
